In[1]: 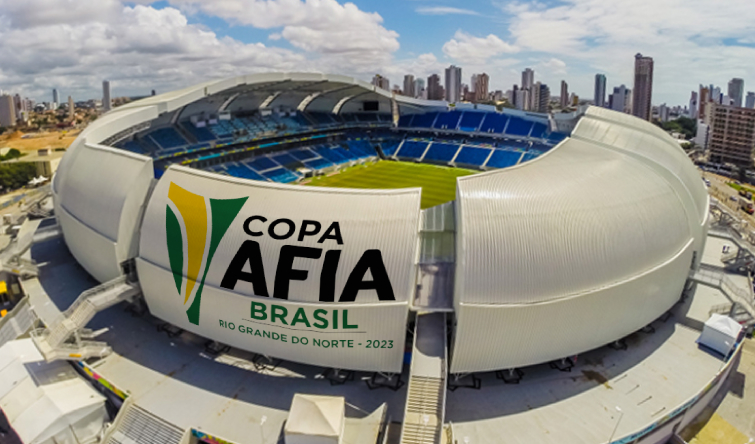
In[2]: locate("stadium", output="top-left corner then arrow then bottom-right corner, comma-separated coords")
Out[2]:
0,72 -> 752,444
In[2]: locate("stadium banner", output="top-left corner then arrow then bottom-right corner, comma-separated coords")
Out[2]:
137,166 -> 421,372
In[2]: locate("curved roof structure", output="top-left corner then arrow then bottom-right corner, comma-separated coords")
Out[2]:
450,106 -> 708,372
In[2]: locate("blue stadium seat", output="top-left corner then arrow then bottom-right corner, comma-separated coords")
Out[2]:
271,153 -> 302,169
498,139 -> 530,150
485,150 -> 523,169
433,111 -> 462,130
380,140 -> 401,156
454,146 -> 491,166
530,122 -> 547,139
396,141 -> 429,159
121,140 -> 146,154
334,147 -> 358,161
341,114 -> 357,122
345,140 -> 376,157
505,116 -> 533,137
520,152 -> 541,163
290,149 -> 318,161
423,143 -> 460,162
304,158 -> 334,170
182,121 -> 216,142
226,164 -> 266,181
263,168 -> 299,183
410,112 -> 438,128
479,113 -> 509,133
149,127 -> 188,150
397,114 -> 414,127
248,156 -> 278,172
548,132 -> 567,143
458,112 -> 485,132
315,146 -> 349,164
308,112 -> 336,126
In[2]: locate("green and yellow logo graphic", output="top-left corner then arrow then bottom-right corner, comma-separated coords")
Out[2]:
165,182 -> 247,325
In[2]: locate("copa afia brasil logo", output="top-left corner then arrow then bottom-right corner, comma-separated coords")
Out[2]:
165,182 -> 396,326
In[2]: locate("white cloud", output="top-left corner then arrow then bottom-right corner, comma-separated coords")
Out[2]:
539,58 -> 567,75
0,3 -> 306,100
166,0 -> 399,68
503,0 -> 755,103
415,6 -> 479,16
442,30 -> 517,64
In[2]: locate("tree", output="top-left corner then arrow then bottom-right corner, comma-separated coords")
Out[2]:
0,163 -> 36,191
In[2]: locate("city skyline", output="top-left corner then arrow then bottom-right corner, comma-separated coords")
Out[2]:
0,0 -> 754,106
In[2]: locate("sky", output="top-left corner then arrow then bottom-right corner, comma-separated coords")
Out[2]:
1,0 -> 754,106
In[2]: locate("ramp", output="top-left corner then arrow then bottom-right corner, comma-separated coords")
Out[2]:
31,276 -> 141,361
400,313 -> 447,444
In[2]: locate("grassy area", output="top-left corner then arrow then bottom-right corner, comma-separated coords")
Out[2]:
727,182 -> 755,195
303,160 -> 476,209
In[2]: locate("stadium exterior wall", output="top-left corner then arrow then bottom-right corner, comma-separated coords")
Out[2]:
136,166 -> 421,372
54,143 -> 153,282
450,106 -> 708,373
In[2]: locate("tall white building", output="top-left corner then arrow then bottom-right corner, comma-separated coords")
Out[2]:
594,74 -> 607,107
728,78 -> 744,108
102,80 -> 112,112
414,78 -> 425,99
445,65 -> 462,103
609,85 -> 631,114
688,91 -> 698,119
521,68 -> 535,110
403,75 -> 415,97
0,95 -> 17,127
52,88 -> 59,109
746,92 -> 755,109
560,80 -> 569,109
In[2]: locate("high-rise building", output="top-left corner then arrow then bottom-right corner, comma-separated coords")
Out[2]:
631,53 -> 654,121
699,86 -> 710,120
371,75 -> 390,91
0,95 -> 17,127
474,73 -> 489,103
594,74 -> 607,107
535,83 -> 550,113
427,74 -> 443,100
658,103 -> 670,122
521,68 -> 535,110
52,88 -> 59,107
746,92 -> 755,109
445,65 -> 462,103
609,85 -> 631,113
103,80 -> 112,112
521,68 -> 534,90
707,103 -> 755,166
560,81 -> 569,109
688,91 -> 698,119
515,89 -> 530,111
728,78 -> 744,108
511,85 -> 519,107
403,75 -> 415,97
711,86 -> 721,104
414,78 -> 425,99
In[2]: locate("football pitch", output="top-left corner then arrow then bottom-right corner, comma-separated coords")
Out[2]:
302,160 -> 476,209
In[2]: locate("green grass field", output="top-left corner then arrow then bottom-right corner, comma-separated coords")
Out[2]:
303,161 -> 476,209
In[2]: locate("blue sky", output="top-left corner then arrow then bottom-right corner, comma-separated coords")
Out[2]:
1,0 -> 754,106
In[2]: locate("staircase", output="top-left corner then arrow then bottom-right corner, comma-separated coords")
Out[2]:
105,399 -> 184,444
31,276 -> 141,361
400,313 -> 447,444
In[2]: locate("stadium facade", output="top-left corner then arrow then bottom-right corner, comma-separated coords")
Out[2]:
13,72 -> 745,444
52,72 -> 708,374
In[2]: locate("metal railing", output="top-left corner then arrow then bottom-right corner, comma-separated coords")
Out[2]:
0,297 -> 34,347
